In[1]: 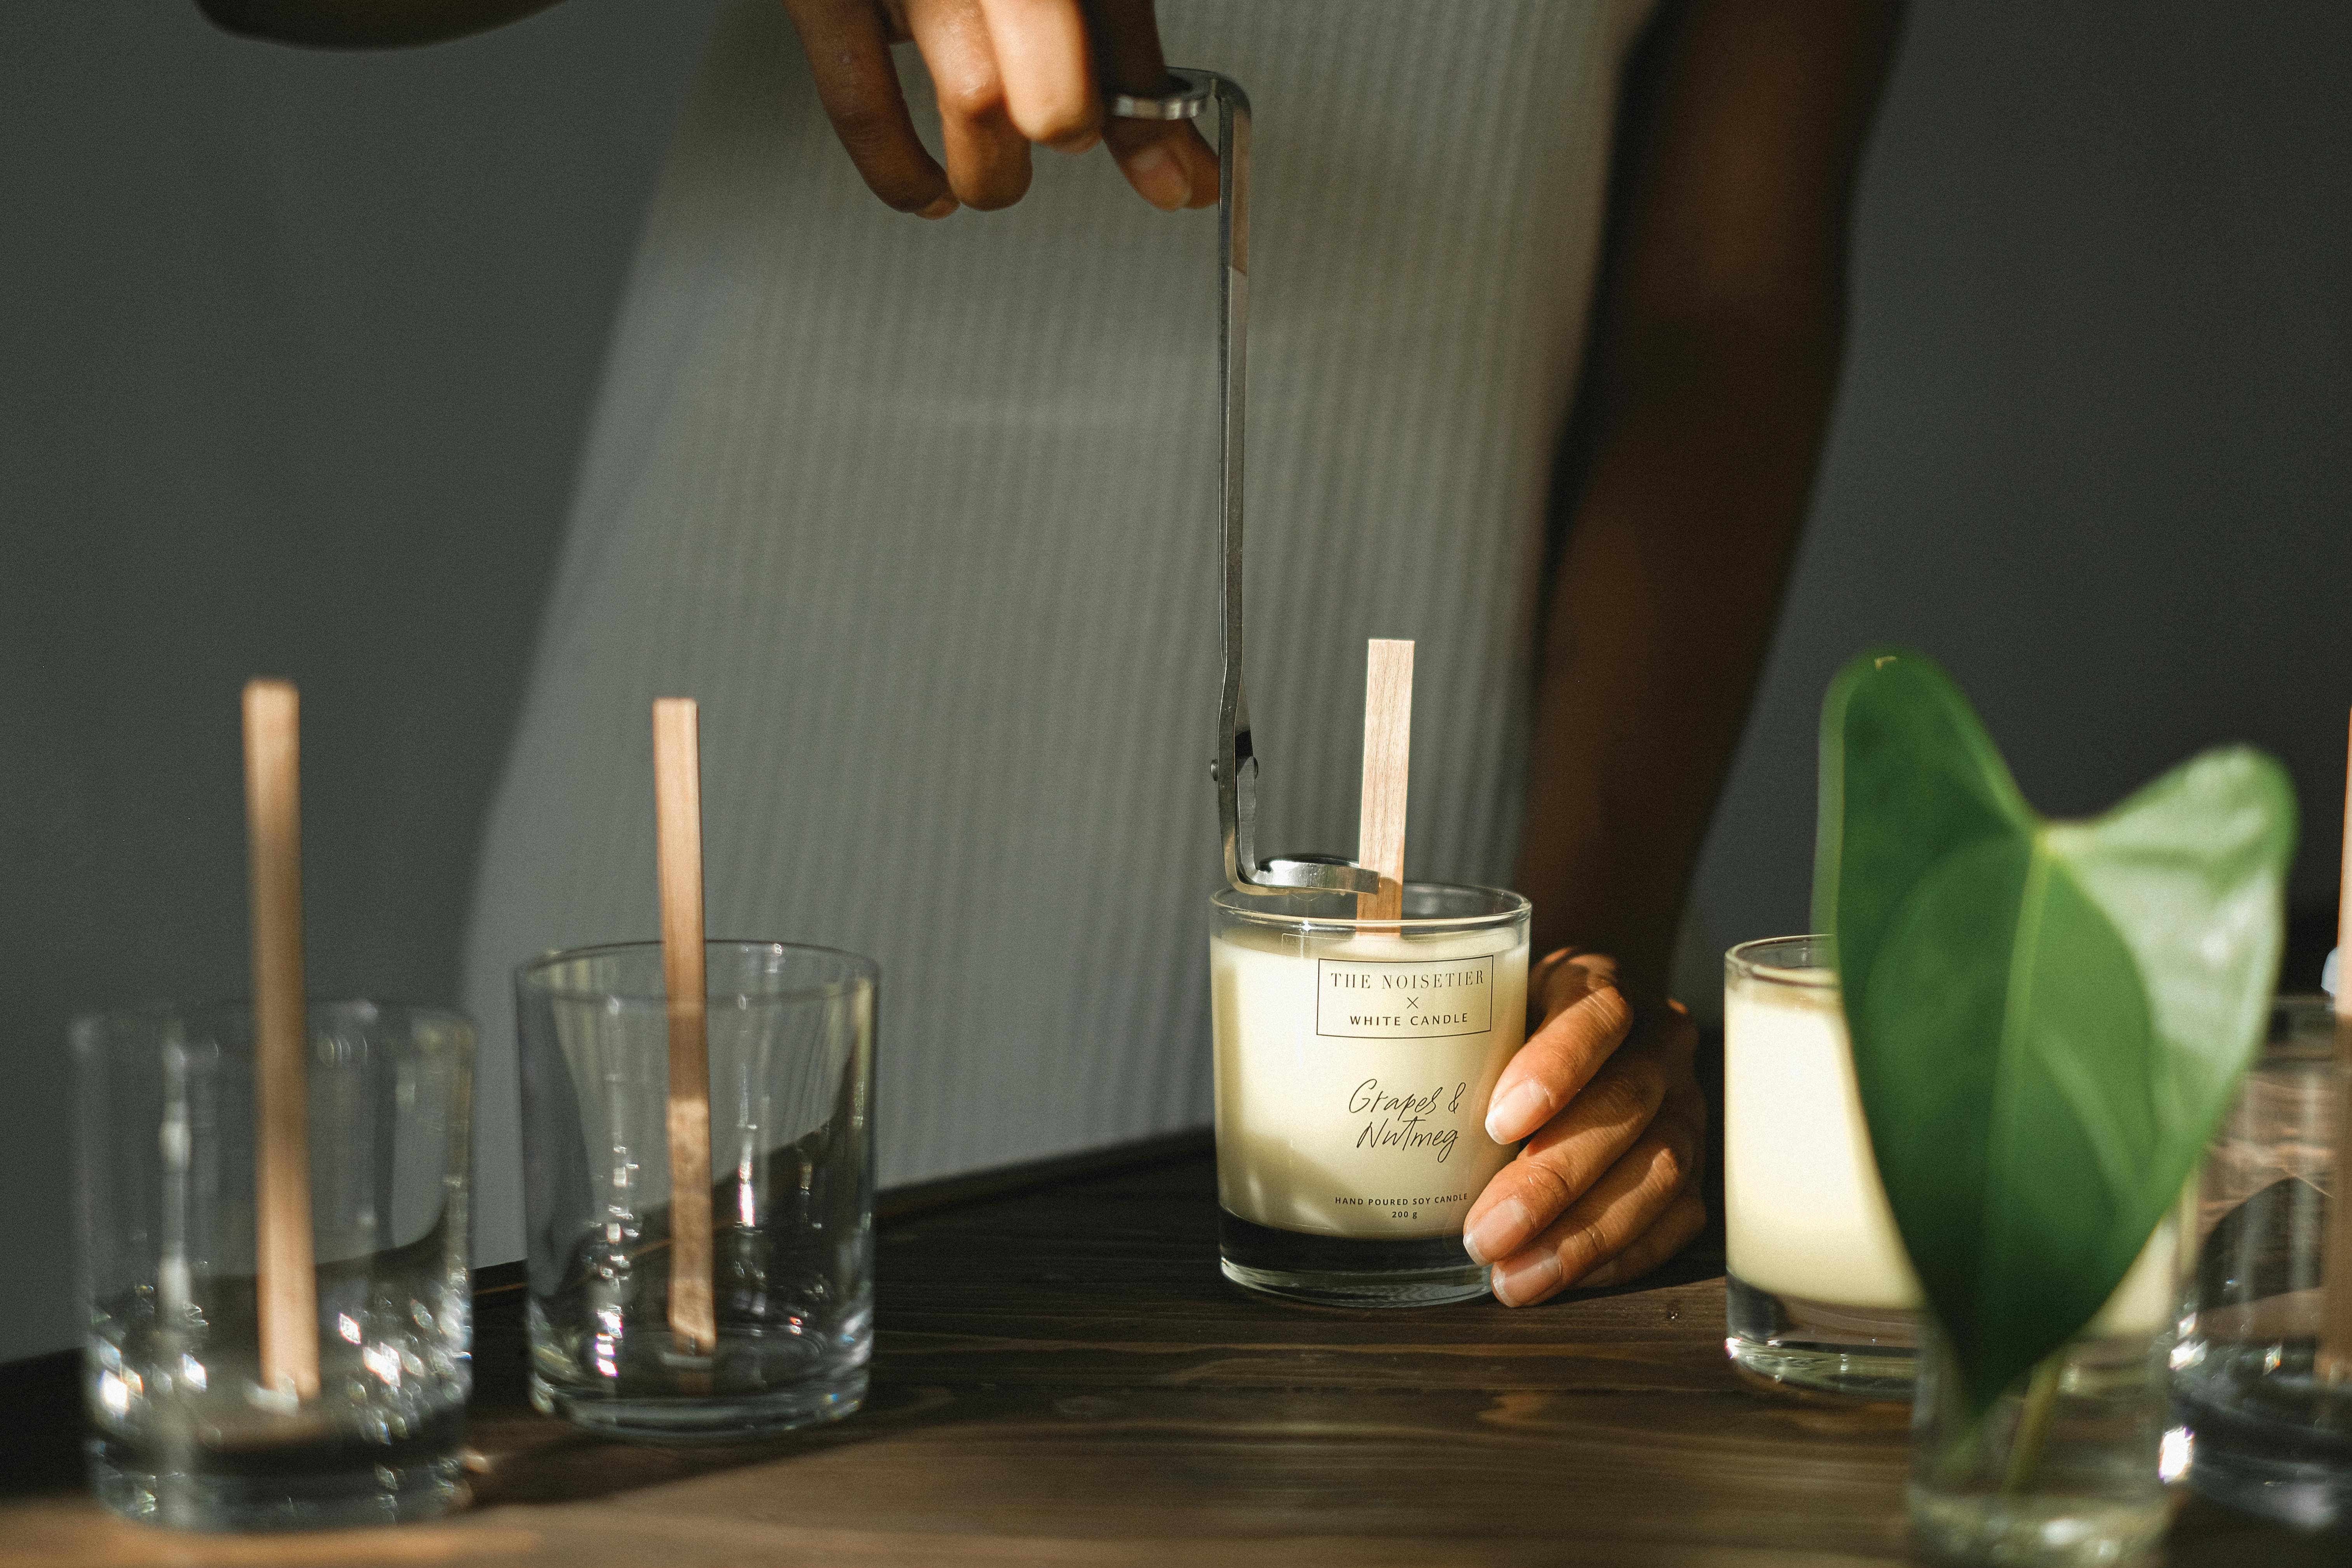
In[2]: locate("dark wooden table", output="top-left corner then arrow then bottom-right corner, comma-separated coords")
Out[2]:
0,1134 -> 2329,1566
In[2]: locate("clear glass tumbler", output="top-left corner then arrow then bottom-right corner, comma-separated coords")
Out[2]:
73,1001 -> 475,1531
2174,993 -> 2352,1531
1210,880 -> 1530,1307
515,940 -> 875,1440
1723,935 -> 1920,1401
1906,1212 -> 2185,1566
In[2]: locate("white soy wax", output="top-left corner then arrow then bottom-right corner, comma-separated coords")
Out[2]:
1211,891 -> 1528,1243
1726,952 -> 2179,1336
1725,960 -> 1922,1310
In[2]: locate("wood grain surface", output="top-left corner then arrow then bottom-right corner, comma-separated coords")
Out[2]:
0,1138 -> 2331,1566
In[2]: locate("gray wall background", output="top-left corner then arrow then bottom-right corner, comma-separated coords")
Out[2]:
3,2 -> 2346,1360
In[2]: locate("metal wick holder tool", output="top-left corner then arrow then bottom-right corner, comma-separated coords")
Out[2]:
1112,69 -> 1380,901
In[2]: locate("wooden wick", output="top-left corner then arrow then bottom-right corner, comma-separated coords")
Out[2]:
1357,640 -> 1414,923
2320,709 -> 2352,1384
243,679 -> 319,1400
653,697 -> 716,1354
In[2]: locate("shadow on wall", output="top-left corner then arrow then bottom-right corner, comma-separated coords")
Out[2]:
0,0 -> 729,1362
1693,0 -> 2352,967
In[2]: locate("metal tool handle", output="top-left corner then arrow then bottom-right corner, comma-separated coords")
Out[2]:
1112,70 -> 1377,900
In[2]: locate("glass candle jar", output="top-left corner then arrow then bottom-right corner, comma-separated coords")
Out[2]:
1210,880 -> 1530,1307
1725,936 -> 2184,1408
2174,993 -> 2352,1531
1723,935 -> 1921,1400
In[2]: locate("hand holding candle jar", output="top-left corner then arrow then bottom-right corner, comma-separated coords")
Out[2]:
1212,638 -> 1713,1307
1461,953 -> 1708,1306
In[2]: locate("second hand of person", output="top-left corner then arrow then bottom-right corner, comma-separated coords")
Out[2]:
781,0 -> 1221,215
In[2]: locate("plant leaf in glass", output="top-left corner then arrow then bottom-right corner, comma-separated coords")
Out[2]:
1814,648 -> 2294,1416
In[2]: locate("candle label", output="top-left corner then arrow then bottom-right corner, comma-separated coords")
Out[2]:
1316,956 -> 1493,1039
1214,929 -> 1528,1239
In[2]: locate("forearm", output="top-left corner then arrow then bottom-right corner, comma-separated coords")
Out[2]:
1511,0 -> 1895,1004
1514,306 -> 1842,1003
196,0 -> 566,47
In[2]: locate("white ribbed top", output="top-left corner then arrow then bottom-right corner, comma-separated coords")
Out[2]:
462,0 -> 1655,1260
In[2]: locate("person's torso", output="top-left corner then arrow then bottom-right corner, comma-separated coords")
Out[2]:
460,0 -> 1659,1231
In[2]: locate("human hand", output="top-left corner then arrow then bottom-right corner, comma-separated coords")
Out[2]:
779,0 -> 1220,216
1461,952 -> 1708,1306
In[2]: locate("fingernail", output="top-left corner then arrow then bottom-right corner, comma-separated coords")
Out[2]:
1462,1196 -> 1530,1267
1122,142 -> 1188,211
1051,128 -> 1101,156
918,194 -> 958,220
1492,1251 -> 1561,1308
1485,1080 -> 1550,1144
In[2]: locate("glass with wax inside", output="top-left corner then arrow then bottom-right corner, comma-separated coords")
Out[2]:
1723,935 -> 2182,1404
1211,880 -> 1530,1307
1723,935 -> 1922,1399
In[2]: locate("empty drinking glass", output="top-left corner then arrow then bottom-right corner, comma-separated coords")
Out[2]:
74,1001 -> 474,1530
515,940 -> 875,1440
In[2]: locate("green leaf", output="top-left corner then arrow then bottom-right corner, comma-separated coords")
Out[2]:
1814,649 -> 2294,1415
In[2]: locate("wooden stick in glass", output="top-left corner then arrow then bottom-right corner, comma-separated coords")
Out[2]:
244,679 -> 319,1399
653,697 -> 716,1354
2320,709 -> 2352,1383
1356,640 -> 1413,923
